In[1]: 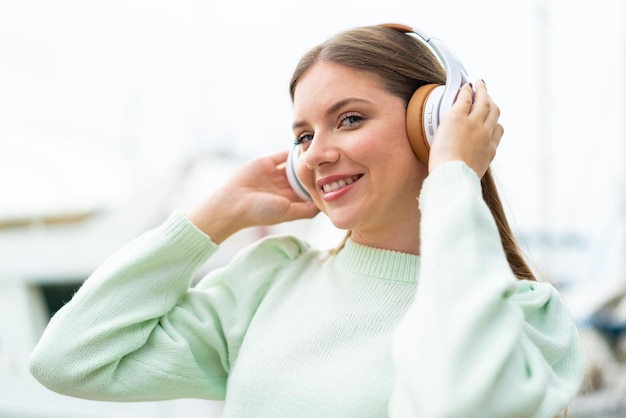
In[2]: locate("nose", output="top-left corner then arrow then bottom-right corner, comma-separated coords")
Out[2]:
302,132 -> 340,171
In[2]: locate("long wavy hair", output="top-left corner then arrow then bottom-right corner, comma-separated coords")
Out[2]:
289,25 -> 536,282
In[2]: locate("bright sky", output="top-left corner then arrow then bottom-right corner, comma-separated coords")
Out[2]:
1,0 -> 625,282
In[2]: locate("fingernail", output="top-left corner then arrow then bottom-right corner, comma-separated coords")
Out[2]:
481,79 -> 486,86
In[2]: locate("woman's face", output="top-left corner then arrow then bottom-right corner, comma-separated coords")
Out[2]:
292,61 -> 428,250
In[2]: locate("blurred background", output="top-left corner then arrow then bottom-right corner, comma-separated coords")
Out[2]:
1,0 -> 625,416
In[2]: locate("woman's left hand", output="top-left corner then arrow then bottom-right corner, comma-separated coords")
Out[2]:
428,79 -> 503,178
187,150 -> 320,243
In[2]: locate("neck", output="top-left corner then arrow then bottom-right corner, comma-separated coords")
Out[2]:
350,223 -> 421,255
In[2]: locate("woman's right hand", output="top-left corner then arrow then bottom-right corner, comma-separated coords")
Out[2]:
187,150 -> 320,243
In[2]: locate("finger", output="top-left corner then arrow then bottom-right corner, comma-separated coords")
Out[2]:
268,149 -> 290,165
285,201 -> 320,221
451,83 -> 473,115
493,123 -> 504,146
484,96 -> 501,128
470,80 -> 491,120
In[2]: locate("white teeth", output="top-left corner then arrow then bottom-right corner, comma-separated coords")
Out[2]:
322,176 -> 358,193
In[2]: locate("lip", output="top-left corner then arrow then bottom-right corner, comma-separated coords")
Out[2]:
316,173 -> 363,202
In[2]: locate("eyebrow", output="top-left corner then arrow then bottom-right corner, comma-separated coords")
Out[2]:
292,97 -> 371,131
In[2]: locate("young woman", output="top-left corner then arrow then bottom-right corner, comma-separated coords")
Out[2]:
29,24 -> 583,417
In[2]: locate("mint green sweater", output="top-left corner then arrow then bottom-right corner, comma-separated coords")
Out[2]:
29,162 -> 583,417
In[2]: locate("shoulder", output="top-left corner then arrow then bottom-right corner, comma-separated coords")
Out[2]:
234,234 -> 313,264
195,234 -> 317,291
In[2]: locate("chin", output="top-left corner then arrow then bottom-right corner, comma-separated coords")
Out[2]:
320,204 -> 365,232
326,214 -> 358,232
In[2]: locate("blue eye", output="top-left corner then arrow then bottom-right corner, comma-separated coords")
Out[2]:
294,133 -> 314,146
339,112 -> 365,127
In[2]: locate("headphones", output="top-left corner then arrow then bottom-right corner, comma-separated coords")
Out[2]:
286,23 -> 470,201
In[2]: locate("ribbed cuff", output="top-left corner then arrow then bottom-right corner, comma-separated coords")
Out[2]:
418,161 -> 481,211
161,210 -> 219,262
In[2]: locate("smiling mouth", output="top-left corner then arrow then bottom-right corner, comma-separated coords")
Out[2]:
322,175 -> 363,193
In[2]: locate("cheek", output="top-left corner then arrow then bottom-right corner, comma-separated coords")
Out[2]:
360,125 -> 410,165
367,125 -> 426,187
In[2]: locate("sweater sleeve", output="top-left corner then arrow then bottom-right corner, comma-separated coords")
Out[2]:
28,211 -> 305,402
389,162 -> 584,418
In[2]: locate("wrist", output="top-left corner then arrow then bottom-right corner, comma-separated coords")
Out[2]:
186,196 -> 247,244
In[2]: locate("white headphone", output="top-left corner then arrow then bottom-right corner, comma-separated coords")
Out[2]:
287,23 -> 470,201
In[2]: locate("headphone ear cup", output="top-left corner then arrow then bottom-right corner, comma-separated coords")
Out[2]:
286,145 -> 312,201
406,83 -> 441,165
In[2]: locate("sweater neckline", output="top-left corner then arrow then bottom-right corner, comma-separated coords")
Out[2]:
335,238 -> 420,284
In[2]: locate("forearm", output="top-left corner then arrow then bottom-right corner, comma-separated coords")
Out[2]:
29,212 -> 219,398
390,162 -> 582,417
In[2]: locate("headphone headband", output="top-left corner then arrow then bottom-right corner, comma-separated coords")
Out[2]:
381,23 -> 470,124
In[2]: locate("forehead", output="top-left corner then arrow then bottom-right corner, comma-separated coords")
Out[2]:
292,62 -> 388,114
